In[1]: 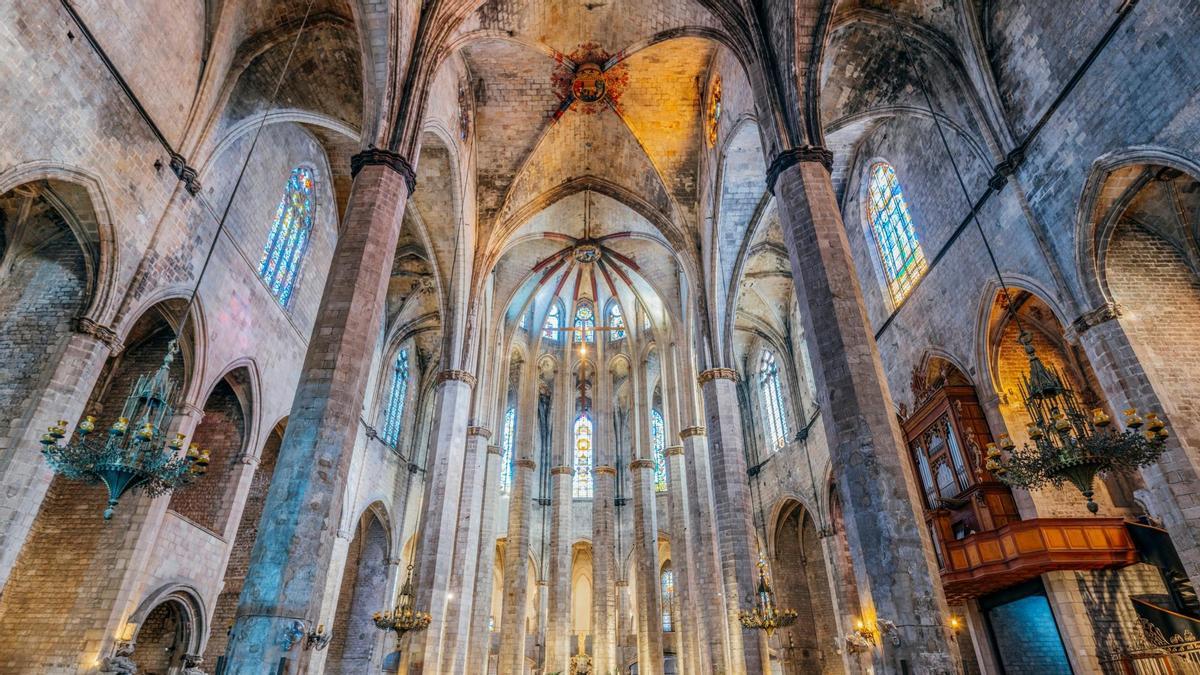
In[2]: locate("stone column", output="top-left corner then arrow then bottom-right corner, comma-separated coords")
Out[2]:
665,444 -> 698,672
499,456 -> 536,674
545,464 -> 574,673
465,444 -> 503,674
680,425 -> 729,673
769,148 -> 958,673
223,152 -> 412,671
592,357 -> 619,673
402,369 -> 476,673
0,326 -> 115,589
439,425 -> 492,672
699,368 -> 768,675
1075,313 -> 1200,585
631,457 -> 665,674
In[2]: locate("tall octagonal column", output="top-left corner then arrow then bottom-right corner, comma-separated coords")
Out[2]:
224,152 -> 413,671
769,148 -> 958,673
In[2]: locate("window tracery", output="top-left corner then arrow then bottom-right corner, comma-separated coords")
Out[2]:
381,349 -> 409,447
661,566 -> 675,632
573,412 -> 593,498
607,302 -> 626,341
651,409 -> 667,492
259,166 -> 316,306
574,303 -> 595,343
543,303 -> 563,341
759,350 -> 790,450
500,407 -> 516,495
866,162 -> 927,303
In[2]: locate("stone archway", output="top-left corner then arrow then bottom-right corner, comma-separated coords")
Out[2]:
326,509 -> 390,673
771,500 -> 843,675
133,599 -> 193,675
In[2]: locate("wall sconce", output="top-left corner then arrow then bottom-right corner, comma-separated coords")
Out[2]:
844,618 -> 876,653
877,618 -> 901,647
305,623 -> 332,651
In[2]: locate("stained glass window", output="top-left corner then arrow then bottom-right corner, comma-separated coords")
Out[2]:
259,166 -> 316,306
651,409 -> 667,492
573,412 -> 593,498
866,162 -> 927,303
607,303 -> 626,341
661,567 -> 675,632
759,350 -> 790,450
543,303 -> 562,341
499,407 -> 516,495
520,309 -> 529,329
574,304 -> 595,343
381,349 -> 409,447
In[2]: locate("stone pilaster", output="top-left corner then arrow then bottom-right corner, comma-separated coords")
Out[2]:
770,150 -> 958,672
1075,315 -> 1200,585
465,444 -> 503,674
224,156 -> 411,671
401,369 -> 476,673
698,368 -> 767,675
545,464 -> 574,673
0,329 -> 113,589
439,425 -> 492,672
592,464 -> 619,672
498,456 -> 536,674
631,457 -> 665,674
664,444 -> 698,673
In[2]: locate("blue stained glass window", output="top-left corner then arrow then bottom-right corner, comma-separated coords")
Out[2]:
573,412 -> 593,498
661,567 -> 675,632
499,407 -> 516,495
381,349 -> 409,447
607,303 -> 626,341
259,166 -> 316,306
543,303 -> 562,341
759,350 -> 790,450
574,304 -> 595,343
866,162 -> 927,303
651,409 -> 667,492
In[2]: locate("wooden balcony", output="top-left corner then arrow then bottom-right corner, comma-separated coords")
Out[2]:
940,518 -> 1138,602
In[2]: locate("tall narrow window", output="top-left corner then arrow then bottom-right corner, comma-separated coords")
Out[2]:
259,166 -> 316,306
381,349 -> 409,447
607,302 -> 626,341
759,350 -> 790,450
866,162 -> 927,303
543,303 -> 562,341
573,412 -> 593,498
574,304 -> 595,343
651,409 -> 667,492
520,309 -> 529,330
499,407 -> 516,495
661,566 -> 675,632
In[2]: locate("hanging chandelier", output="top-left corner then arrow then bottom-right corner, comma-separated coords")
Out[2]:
373,564 -> 432,636
737,558 -> 797,637
40,340 -> 209,519
987,330 -> 1169,514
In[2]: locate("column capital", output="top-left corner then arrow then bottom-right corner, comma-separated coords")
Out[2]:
679,425 -> 706,439
487,444 -> 502,455
436,369 -> 478,389
697,368 -> 738,385
350,147 -> 416,193
594,465 -> 617,476
664,445 -> 685,456
766,145 -> 834,194
75,317 -> 124,353
515,458 -> 536,470
550,465 -> 574,476
467,426 -> 492,439
629,458 -> 655,470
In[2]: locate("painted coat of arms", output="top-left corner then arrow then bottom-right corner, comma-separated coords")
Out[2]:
551,43 -> 630,118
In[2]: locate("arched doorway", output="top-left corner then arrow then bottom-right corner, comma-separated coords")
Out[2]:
133,599 -> 192,674
326,508 -> 390,673
772,500 -> 842,675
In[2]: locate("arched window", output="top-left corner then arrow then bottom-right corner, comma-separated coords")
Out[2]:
866,162 -> 927,303
607,302 -> 626,341
499,407 -> 516,495
542,303 -> 562,341
259,166 -> 316,306
759,350 -> 790,450
380,349 -> 409,447
573,412 -> 593,498
519,309 -> 529,330
574,303 -> 595,343
651,409 -> 667,492
661,565 -> 675,632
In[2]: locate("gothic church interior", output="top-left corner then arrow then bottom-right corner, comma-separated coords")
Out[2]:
2,0 -> 1200,674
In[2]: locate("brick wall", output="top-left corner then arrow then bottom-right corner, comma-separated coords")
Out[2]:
167,379 -> 245,532
325,514 -> 388,674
